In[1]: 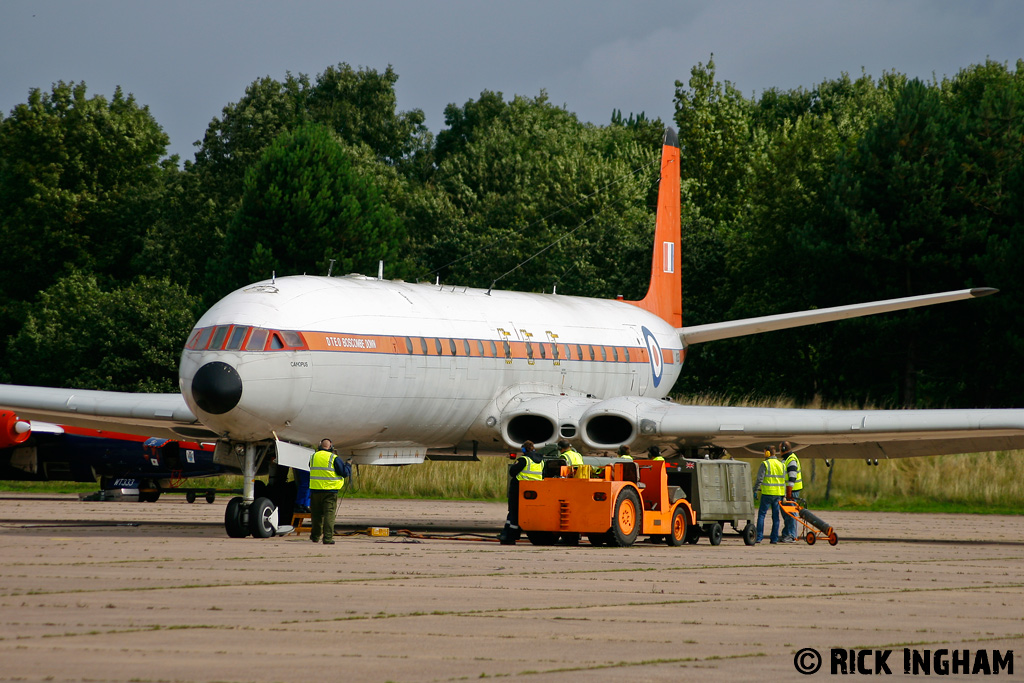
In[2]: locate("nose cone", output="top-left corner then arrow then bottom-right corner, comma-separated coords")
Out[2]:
191,362 -> 243,415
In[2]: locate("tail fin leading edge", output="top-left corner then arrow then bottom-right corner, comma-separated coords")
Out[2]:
627,127 -> 682,327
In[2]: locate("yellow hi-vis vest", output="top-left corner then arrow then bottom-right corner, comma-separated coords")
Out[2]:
784,453 -> 803,491
560,448 -> 584,467
761,457 -> 785,496
309,449 -> 345,490
516,456 -> 544,481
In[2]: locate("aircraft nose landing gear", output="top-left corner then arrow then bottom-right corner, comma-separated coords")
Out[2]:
223,442 -> 280,538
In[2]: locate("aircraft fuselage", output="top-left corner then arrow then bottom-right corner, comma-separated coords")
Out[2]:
179,275 -> 684,460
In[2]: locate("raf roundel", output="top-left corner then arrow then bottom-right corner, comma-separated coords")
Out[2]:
642,326 -> 663,388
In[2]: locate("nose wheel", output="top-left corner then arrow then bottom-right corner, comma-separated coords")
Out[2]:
223,442 -> 279,538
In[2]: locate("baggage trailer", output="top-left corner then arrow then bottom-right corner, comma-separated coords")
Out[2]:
664,458 -> 757,546
518,457 -> 715,547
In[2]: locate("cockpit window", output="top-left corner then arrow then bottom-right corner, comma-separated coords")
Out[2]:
245,328 -> 269,351
209,326 -> 230,350
196,327 -> 213,349
281,330 -> 304,347
269,333 -> 285,350
226,326 -> 248,350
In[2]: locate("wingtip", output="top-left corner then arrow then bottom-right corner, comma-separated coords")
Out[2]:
970,287 -> 999,298
663,127 -> 678,149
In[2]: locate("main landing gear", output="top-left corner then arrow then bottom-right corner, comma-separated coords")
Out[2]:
223,442 -> 282,538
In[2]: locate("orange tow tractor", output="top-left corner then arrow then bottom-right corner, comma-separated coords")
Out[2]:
516,457 -> 696,547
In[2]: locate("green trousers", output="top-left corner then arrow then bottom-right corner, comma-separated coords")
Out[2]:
310,489 -> 339,542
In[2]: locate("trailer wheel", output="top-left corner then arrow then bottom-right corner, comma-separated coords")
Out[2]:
742,522 -> 756,546
706,522 -> 723,546
805,531 -> 816,545
828,531 -> 839,546
609,488 -> 641,547
205,491 -> 216,504
186,491 -> 197,504
666,506 -> 689,546
525,530 -> 558,546
685,526 -> 700,544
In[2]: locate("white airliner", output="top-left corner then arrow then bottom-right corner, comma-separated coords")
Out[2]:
2,128 -> 1022,538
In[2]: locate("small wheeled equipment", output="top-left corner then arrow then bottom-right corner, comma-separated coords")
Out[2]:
779,498 -> 838,545
517,458 -> 696,547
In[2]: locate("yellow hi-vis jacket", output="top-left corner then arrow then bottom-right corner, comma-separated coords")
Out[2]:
560,448 -> 584,467
784,453 -> 803,491
516,456 -> 544,481
761,457 -> 785,496
309,449 -> 345,490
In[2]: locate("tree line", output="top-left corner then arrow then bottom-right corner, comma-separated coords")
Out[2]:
0,58 -> 1021,408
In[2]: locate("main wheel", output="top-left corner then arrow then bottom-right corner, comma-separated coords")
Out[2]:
139,481 -> 160,503
225,496 -> 249,538
805,531 -> 816,545
525,530 -> 558,546
666,506 -> 689,546
706,522 -> 723,546
742,522 -> 756,546
609,487 -> 641,547
249,497 -> 277,538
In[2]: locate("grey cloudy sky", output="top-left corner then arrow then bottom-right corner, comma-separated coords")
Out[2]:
2,1 -> 1021,161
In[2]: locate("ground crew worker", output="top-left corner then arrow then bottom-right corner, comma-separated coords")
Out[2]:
308,438 -> 351,545
617,445 -> 633,460
557,439 -> 584,470
780,441 -> 803,543
753,446 -> 784,544
500,441 -> 544,545
647,445 -> 665,461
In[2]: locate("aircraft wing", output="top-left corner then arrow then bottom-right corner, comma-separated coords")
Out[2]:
586,397 -> 1024,459
0,384 -> 218,441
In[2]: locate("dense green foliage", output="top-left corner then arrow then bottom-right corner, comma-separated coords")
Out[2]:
1,59 -> 1022,409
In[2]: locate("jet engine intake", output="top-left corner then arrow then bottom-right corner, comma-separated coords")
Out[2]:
579,396 -> 673,450
506,414 -> 555,445
499,395 -> 600,449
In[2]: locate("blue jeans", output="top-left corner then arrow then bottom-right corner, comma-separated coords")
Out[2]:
294,468 -> 311,508
757,494 -> 781,543
783,492 -> 804,539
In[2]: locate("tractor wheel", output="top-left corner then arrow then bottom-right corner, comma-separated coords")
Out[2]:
609,487 -> 641,547
666,506 -> 689,546
525,530 -> 558,546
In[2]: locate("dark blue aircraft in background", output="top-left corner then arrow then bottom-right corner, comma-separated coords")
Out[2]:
1,409 -> 223,501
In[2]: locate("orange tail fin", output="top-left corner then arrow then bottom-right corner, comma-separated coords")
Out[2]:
627,127 -> 681,327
